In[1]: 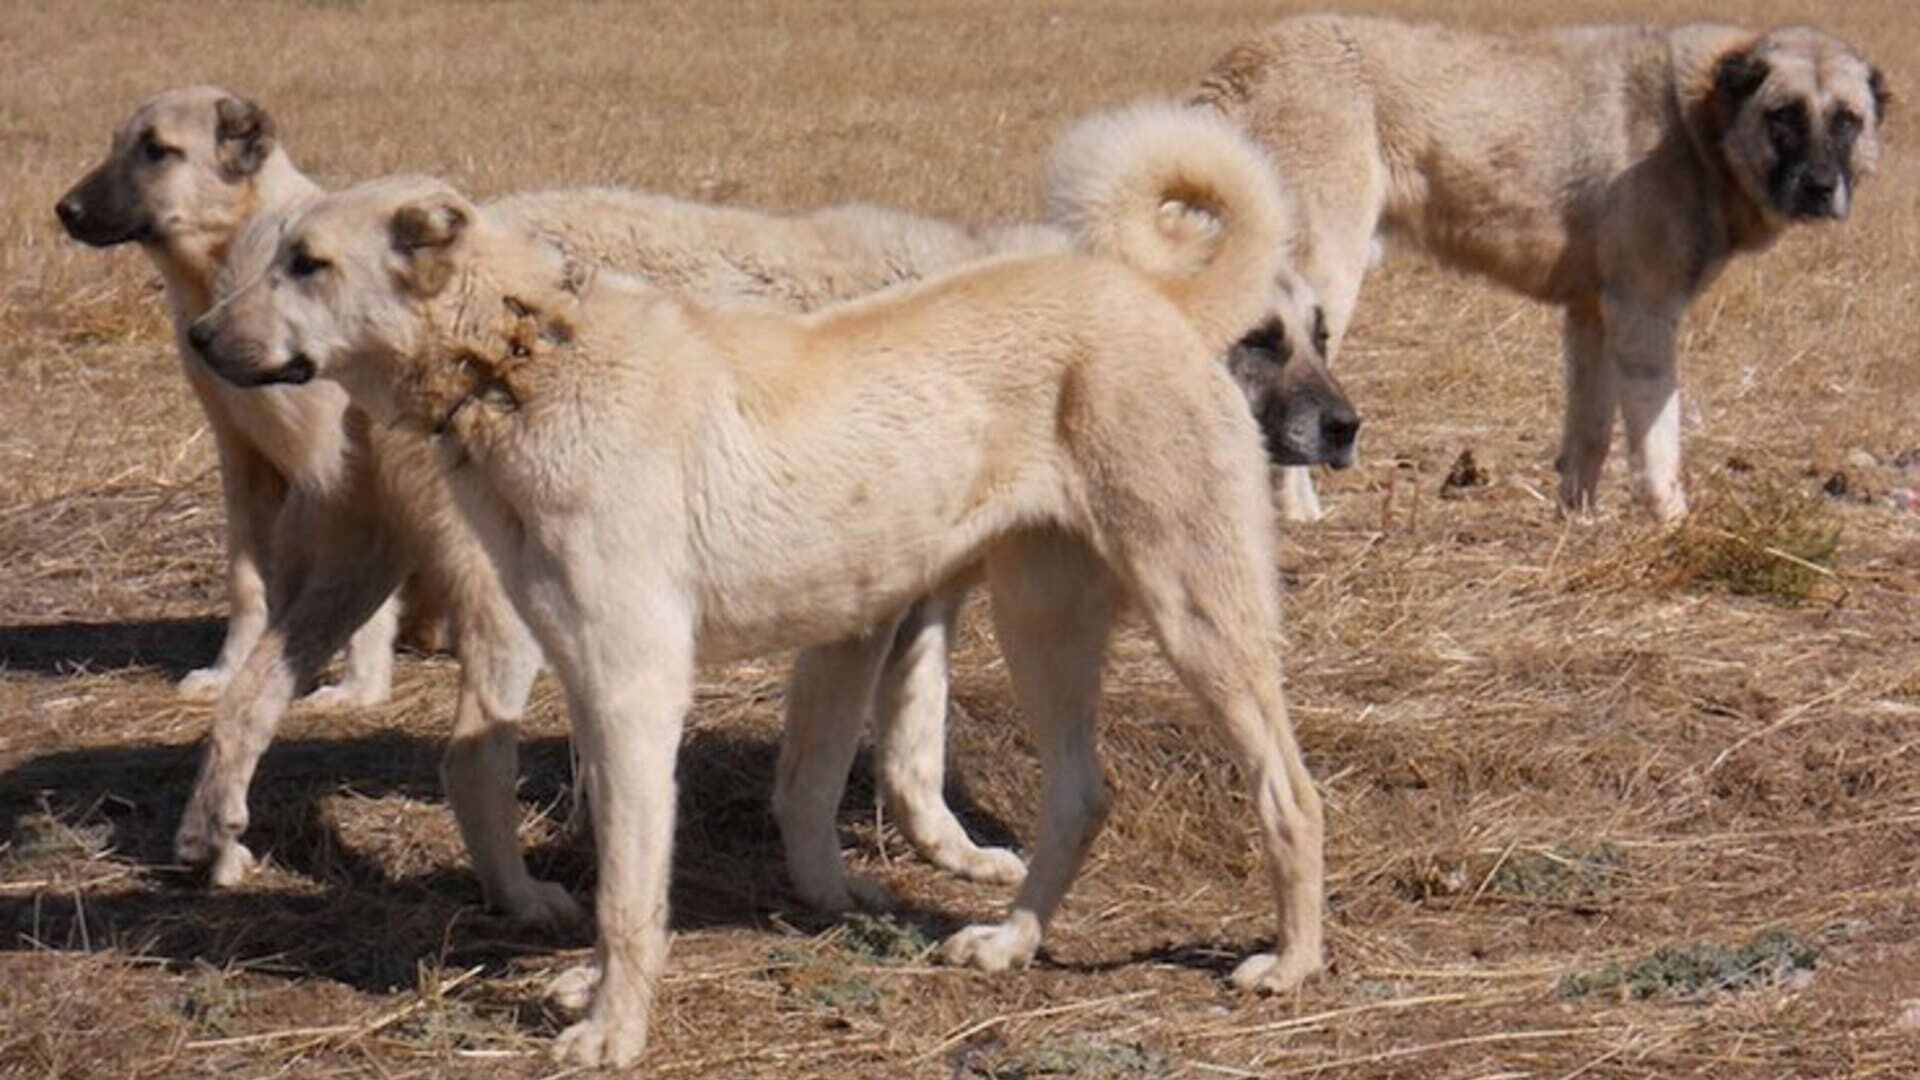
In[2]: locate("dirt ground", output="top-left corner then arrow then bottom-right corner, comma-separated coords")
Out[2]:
4,1 -> 1919,1077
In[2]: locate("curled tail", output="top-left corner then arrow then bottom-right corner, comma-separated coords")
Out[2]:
1045,102 -> 1290,355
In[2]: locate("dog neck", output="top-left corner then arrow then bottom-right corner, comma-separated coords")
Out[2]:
1669,28 -> 1783,261
416,254 -> 589,442
149,151 -> 323,326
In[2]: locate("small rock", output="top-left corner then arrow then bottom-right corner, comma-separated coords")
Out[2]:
1889,487 -> 1919,513
1845,448 -> 1879,470
1900,1000 -> 1920,1030
1823,472 -> 1849,498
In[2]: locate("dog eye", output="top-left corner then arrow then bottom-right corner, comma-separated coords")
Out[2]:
142,137 -> 179,164
1831,110 -> 1862,141
288,251 -> 329,279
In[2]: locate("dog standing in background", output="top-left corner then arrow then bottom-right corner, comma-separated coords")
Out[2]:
1196,18 -> 1888,522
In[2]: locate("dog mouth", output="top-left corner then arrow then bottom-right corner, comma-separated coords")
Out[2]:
204,350 -> 315,388
261,354 -> 316,386
58,210 -> 151,248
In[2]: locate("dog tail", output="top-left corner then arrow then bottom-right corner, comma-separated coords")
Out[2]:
1045,102 -> 1289,356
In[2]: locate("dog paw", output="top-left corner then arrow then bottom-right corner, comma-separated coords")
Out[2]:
1228,948 -> 1322,995
939,919 -> 1039,973
845,875 -> 899,912
546,964 -> 599,1013
208,841 -> 258,887
499,878 -> 586,930
178,666 -> 233,701
298,679 -> 389,711
552,1013 -> 647,1068
940,844 -> 1027,887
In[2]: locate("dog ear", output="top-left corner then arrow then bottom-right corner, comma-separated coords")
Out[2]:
391,196 -> 471,296
1712,47 -> 1771,118
1869,66 -> 1891,124
214,96 -> 276,178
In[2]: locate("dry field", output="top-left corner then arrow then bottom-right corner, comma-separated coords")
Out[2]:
4,1 -> 1919,1076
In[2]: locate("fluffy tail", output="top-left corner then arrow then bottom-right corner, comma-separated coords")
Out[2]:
1045,102 -> 1290,355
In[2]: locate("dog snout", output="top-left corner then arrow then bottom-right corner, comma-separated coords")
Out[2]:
1322,410 -> 1359,449
1794,165 -> 1847,219
54,195 -> 84,232
1321,409 -> 1360,467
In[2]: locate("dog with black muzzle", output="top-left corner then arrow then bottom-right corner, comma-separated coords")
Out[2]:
1196,18 -> 1889,523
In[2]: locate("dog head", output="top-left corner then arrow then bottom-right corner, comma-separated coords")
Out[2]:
1226,271 -> 1359,469
189,175 -> 491,417
1711,26 -> 1888,223
56,86 -> 282,273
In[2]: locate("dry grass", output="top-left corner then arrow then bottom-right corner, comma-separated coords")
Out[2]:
5,1 -> 1920,1076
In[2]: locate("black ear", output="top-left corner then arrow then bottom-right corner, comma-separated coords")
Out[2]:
214,96 -> 275,177
391,197 -> 471,296
1713,47 -> 1771,116
1869,66 -> 1891,123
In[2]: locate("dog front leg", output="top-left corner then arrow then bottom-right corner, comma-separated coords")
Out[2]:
1274,466 -> 1324,523
174,492 -> 407,885
441,592 -> 577,927
775,622 -> 896,911
1606,294 -> 1688,522
180,430 -> 284,700
548,622 -> 693,1069
1554,300 -> 1615,515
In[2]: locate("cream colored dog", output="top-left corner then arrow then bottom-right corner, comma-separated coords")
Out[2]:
1195,17 -> 1889,521
61,87 -> 1354,923
190,103 -> 1326,1067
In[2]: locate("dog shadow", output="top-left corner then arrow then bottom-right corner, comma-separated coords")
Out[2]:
0,617 -> 224,680
0,723 -> 1016,992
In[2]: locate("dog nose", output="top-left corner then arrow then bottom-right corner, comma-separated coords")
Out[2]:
1322,410 -> 1360,450
186,319 -> 216,357
55,196 -> 82,230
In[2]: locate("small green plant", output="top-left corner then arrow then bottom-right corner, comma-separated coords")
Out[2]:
1558,928 -> 1817,1000
1663,476 -> 1839,604
179,965 -> 249,1036
837,912 -> 933,963
959,1037 -> 1167,1078
1488,845 -> 1623,899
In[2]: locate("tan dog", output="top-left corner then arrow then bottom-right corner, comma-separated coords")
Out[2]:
56,86 -> 402,707
62,89 -> 1354,922
1195,17 -> 1889,521
191,103 -> 1327,1066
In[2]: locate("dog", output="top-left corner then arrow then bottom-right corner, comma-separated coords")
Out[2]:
189,102 -> 1328,1067
56,85 -> 402,707
64,88 -> 1355,922
1194,17 -> 1889,522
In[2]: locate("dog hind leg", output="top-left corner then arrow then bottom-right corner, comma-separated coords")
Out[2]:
940,532 -> 1114,973
875,587 -> 1026,886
